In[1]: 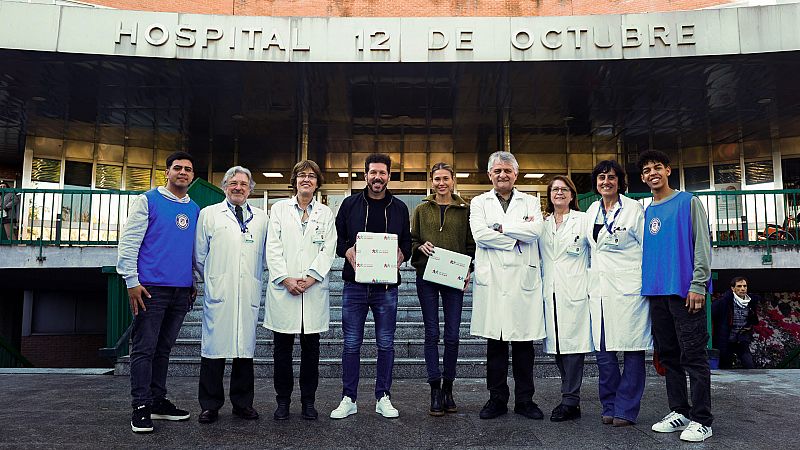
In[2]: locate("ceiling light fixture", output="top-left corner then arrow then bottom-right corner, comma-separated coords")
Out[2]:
337,172 -> 349,178
455,173 -> 469,178
262,172 -> 283,178
524,173 -> 545,179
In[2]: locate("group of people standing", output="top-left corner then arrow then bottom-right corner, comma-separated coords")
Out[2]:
116,148 -> 715,443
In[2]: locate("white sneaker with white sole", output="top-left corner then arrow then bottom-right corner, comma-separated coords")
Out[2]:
375,394 -> 399,418
680,421 -> 713,442
330,396 -> 357,419
651,411 -> 690,433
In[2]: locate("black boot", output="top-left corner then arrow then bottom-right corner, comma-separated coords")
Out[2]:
429,381 -> 444,416
442,379 -> 457,413
273,400 -> 290,421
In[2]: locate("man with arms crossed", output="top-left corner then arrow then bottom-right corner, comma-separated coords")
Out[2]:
117,151 -> 200,433
638,149 -> 713,442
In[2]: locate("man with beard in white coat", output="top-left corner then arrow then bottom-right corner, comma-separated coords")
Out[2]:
264,160 -> 336,421
194,166 -> 268,424
470,151 -> 546,421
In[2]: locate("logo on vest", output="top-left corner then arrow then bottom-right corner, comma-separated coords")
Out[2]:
649,217 -> 661,235
176,213 -> 190,230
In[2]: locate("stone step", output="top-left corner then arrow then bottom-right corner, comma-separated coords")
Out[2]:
169,338 -> 508,358
116,356 -> 657,379
177,321 -> 477,340
185,306 -> 475,322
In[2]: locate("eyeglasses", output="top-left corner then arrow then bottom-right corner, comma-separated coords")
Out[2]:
551,187 -> 571,193
226,181 -> 250,188
297,173 -> 318,180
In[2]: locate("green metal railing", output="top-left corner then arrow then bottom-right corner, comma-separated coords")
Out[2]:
0,334 -> 33,368
577,189 -> 800,247
0,187 -> 144,246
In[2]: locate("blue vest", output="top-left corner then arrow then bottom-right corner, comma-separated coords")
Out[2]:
138,189 -> 199,287
642,191 -> 695,297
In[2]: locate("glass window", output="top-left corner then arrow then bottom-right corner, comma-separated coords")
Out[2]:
783,157 -> 800,189
684,166 -> 711,191
154,167 -> 167,187
64,161 -> 93,187
744,160 -> 774,185
125,167 -> 152,191
31,158 -> 61,183
95,164 -> 122,189
713,163 -> 741,184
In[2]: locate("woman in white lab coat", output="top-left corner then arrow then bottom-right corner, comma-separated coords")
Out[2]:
264,160 -> 337,421
585,160 -> 652,427
194,166 -> 268,420
539,175 -> 592,422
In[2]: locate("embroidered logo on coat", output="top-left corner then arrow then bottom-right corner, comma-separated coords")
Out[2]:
176,213 -> 190,230
649,217 -> 661,235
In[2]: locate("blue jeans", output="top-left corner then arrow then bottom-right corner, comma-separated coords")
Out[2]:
341,281 -> 398,401
416,274 -> 463,383
595,319 -> 646,423
129,286 -> 191,407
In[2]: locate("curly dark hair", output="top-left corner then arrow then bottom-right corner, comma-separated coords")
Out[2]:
636,149 -> 671,173
364,153 -> 392,173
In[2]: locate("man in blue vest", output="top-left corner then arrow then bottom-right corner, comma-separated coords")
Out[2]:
638,149 -> 713,443
117,151 -> 200,433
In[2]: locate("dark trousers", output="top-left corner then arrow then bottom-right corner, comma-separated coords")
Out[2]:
649,295 -> 713,426
554,353 -> 585,407
720,342 -> 755,369
486,338 -> 535,404
416,274 -> 464,383
129,286 -> 191,408
198,357 -> 254,411
273,331 -> 321,404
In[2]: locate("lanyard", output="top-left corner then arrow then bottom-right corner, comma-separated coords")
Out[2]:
600,197 -> 622,235
234,204 -> 254,233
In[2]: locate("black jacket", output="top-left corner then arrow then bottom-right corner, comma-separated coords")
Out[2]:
712,290 -> 760,352
335,188 -> 412,285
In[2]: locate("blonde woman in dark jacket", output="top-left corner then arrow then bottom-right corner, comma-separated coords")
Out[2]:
411,162 -> 475,416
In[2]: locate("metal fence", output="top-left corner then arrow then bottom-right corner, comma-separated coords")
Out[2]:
577,189 -> 800,246
0,187 -> 144,245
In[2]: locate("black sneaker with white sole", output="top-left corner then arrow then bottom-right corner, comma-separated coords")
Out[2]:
151,398 -> 191,421
131,404 -> 154,433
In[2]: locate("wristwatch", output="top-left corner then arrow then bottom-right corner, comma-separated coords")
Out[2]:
491,223 -> 502,232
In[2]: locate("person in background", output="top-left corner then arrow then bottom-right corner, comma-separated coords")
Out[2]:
539,175 -> 592,422
639,149 -> 713,443
410,162 -> 475,416
117,151 -> 200,433
469,151 -> 546,421
584,160 -> 651,428
712,277 -> 760,369
194,166 -> 267,424
264,160 -> 336,421
1,181 -> 19,241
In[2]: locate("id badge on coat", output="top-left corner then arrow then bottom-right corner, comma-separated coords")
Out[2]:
244,232 -> 254,243
566,245 -> 582,256
312,226 -> 326,243
607,233 -> 620,247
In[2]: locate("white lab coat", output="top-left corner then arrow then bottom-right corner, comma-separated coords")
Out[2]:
585,195 -> 652,351
539,211 -> 593,354
469,188 -> 546,341
194,201 -> 268,359
263,197 -> 337,334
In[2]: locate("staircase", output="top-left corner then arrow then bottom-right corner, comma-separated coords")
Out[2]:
116,259 -> 638,378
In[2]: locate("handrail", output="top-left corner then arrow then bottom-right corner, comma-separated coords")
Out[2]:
0,334 -> 33,368
577,189 -> 800,247
98,322 -> 134,360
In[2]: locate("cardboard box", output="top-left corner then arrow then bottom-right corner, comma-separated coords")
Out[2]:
355,232 -> 398,284
422,247 -> 472,290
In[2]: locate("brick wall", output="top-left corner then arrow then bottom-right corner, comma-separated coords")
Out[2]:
21,335 -> 111,368
87,0 -> 733,17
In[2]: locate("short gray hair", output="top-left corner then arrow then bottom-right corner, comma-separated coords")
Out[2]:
221,166 -> 256,190
487,151 -> 519,174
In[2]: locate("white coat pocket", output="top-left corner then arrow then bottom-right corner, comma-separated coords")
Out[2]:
473,264 -> 491,286
521,266 -> 541,291
615,269 -> 642,296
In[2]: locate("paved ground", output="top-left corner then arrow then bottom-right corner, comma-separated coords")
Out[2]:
1,370 -> 797,449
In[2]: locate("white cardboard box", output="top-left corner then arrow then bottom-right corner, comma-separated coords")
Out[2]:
422,247 -> 472,290
355,232 -> 398,284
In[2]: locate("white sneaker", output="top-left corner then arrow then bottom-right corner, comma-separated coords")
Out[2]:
680,421 -> 713,442
375,394 -> 399,418
651,411 -> 690,433
329,396 -> 357,419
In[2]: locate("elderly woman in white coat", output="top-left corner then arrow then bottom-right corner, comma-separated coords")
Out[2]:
264,160 -> 337,421
585,160 -> 652,427
195,166 -> 268,423
470,151 -> 546,421
539,175 -> 592,423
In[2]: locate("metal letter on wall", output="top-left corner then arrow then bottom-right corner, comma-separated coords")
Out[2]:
428,30 -> 448,50
144,23 -> 169,46
622,26 -> 642,48
116,21 -> 138,45
511,29 -> 534,50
